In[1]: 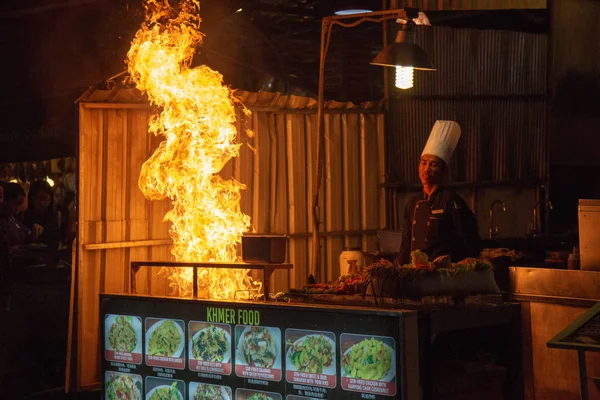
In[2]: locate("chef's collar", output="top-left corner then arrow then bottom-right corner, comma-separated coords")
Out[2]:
420,186 -> 442,201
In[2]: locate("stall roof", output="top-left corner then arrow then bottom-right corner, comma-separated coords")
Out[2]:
76,86 -> 384,112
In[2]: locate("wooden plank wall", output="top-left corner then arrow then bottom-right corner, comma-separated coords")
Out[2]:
77,104 -> 174,389
74,97 -> 386,389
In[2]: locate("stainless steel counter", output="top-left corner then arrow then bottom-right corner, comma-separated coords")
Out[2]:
509,267 -> 600,400
510,267 -> 600,307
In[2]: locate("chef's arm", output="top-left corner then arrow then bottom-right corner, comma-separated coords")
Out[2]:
450,202 -> 481,261
398,202 -> 413,265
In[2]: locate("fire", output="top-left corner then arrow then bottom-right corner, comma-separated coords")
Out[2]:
127,0 -> 260,299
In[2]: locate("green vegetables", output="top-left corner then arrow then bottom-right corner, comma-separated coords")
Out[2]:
192,326 -> 228,362
108,316 -> 137,352
148,320 -> 181,357
342,338 -> 392,381
148,383 -> 181,400
105,374 -> 141,400
287,335 -> 333,374
247,394 -> 273,400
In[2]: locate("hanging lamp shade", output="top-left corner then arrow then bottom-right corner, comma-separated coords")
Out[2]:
370,28 -> 435,70
334,0 -> 373,15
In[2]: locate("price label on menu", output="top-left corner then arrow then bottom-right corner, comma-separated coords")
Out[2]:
234,325 -> 283,382
340,334 -> 397,397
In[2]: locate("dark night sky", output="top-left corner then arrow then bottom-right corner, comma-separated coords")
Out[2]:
0,0 -> 549,162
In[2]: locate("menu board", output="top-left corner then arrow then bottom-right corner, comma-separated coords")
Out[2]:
547,302 -> 600,351
101,295 -> 405,400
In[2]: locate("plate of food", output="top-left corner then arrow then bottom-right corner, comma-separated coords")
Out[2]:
145,319 -> 185,358
189,382 -> 231,400
341,337 -> 395,382
189,325 -> 231,363
105,315 -> 142,354
286,334 -> 336,375
105,373 -> 142,400
246,393 -> 276,400
146,383 -> 183,400
236,326 -> 280,369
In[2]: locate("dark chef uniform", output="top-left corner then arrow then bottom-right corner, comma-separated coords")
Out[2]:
398,187 -> 480,265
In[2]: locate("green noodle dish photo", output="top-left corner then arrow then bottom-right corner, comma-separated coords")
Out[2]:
342,337 -> 392,381
148,383 -> 182,400
105,374 -> 141,400
247,394 -> 273,400
148,320 -> 181,356
192,325 -> 228,362
109,316 -> 137,352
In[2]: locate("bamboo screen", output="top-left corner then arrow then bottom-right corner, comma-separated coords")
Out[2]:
69,89 -> 386,390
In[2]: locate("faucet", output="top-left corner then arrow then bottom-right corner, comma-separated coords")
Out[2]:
532,199 -> 553,237
489,200 -> 507,239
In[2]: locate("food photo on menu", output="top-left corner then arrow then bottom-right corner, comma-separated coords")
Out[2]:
340,333 -> 397,396
145,376 -> 185,400
189,381 -> 232,400
104,314 -> 143,364
234,325 -> 282,381
284,329 -> 336,388
188,321 -> 232,374
144,317 -> 186,369
105,371 -> 143,400
235,388 -> 282,400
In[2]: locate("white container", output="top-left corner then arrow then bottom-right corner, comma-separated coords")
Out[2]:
578,199 -> 600,271
339,249 -> 365,276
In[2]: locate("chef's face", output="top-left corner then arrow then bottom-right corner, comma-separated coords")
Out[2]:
419,154 -> 445,185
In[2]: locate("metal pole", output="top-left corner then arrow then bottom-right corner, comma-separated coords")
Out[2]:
310,9 -> 408,283
311,17 -> 331,283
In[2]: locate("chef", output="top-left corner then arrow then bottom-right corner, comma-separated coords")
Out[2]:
398,120 -> 481,265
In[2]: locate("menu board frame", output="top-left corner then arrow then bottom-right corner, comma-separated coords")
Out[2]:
101,294 -> 415,400
547,302 -> 600,352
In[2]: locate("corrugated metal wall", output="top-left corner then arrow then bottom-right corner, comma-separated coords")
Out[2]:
231,92 -> 387,289
387,26 -> 548,186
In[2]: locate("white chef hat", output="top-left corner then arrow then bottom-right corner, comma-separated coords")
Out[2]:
421,120 -> 462,165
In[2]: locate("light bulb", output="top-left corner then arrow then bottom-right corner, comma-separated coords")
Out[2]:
395,66 -> 414,89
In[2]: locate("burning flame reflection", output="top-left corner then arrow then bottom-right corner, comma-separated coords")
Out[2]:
127,0 -> 260,299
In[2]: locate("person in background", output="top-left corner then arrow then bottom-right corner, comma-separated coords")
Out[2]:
52,182 -> 69,246
398,121 -> 480,265
0,182 -> 30,248
23,180 -> 59,250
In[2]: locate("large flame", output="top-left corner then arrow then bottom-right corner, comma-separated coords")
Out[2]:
127,0 -> 259,299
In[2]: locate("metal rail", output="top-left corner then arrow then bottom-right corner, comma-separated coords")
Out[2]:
129,261 -> 292,300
